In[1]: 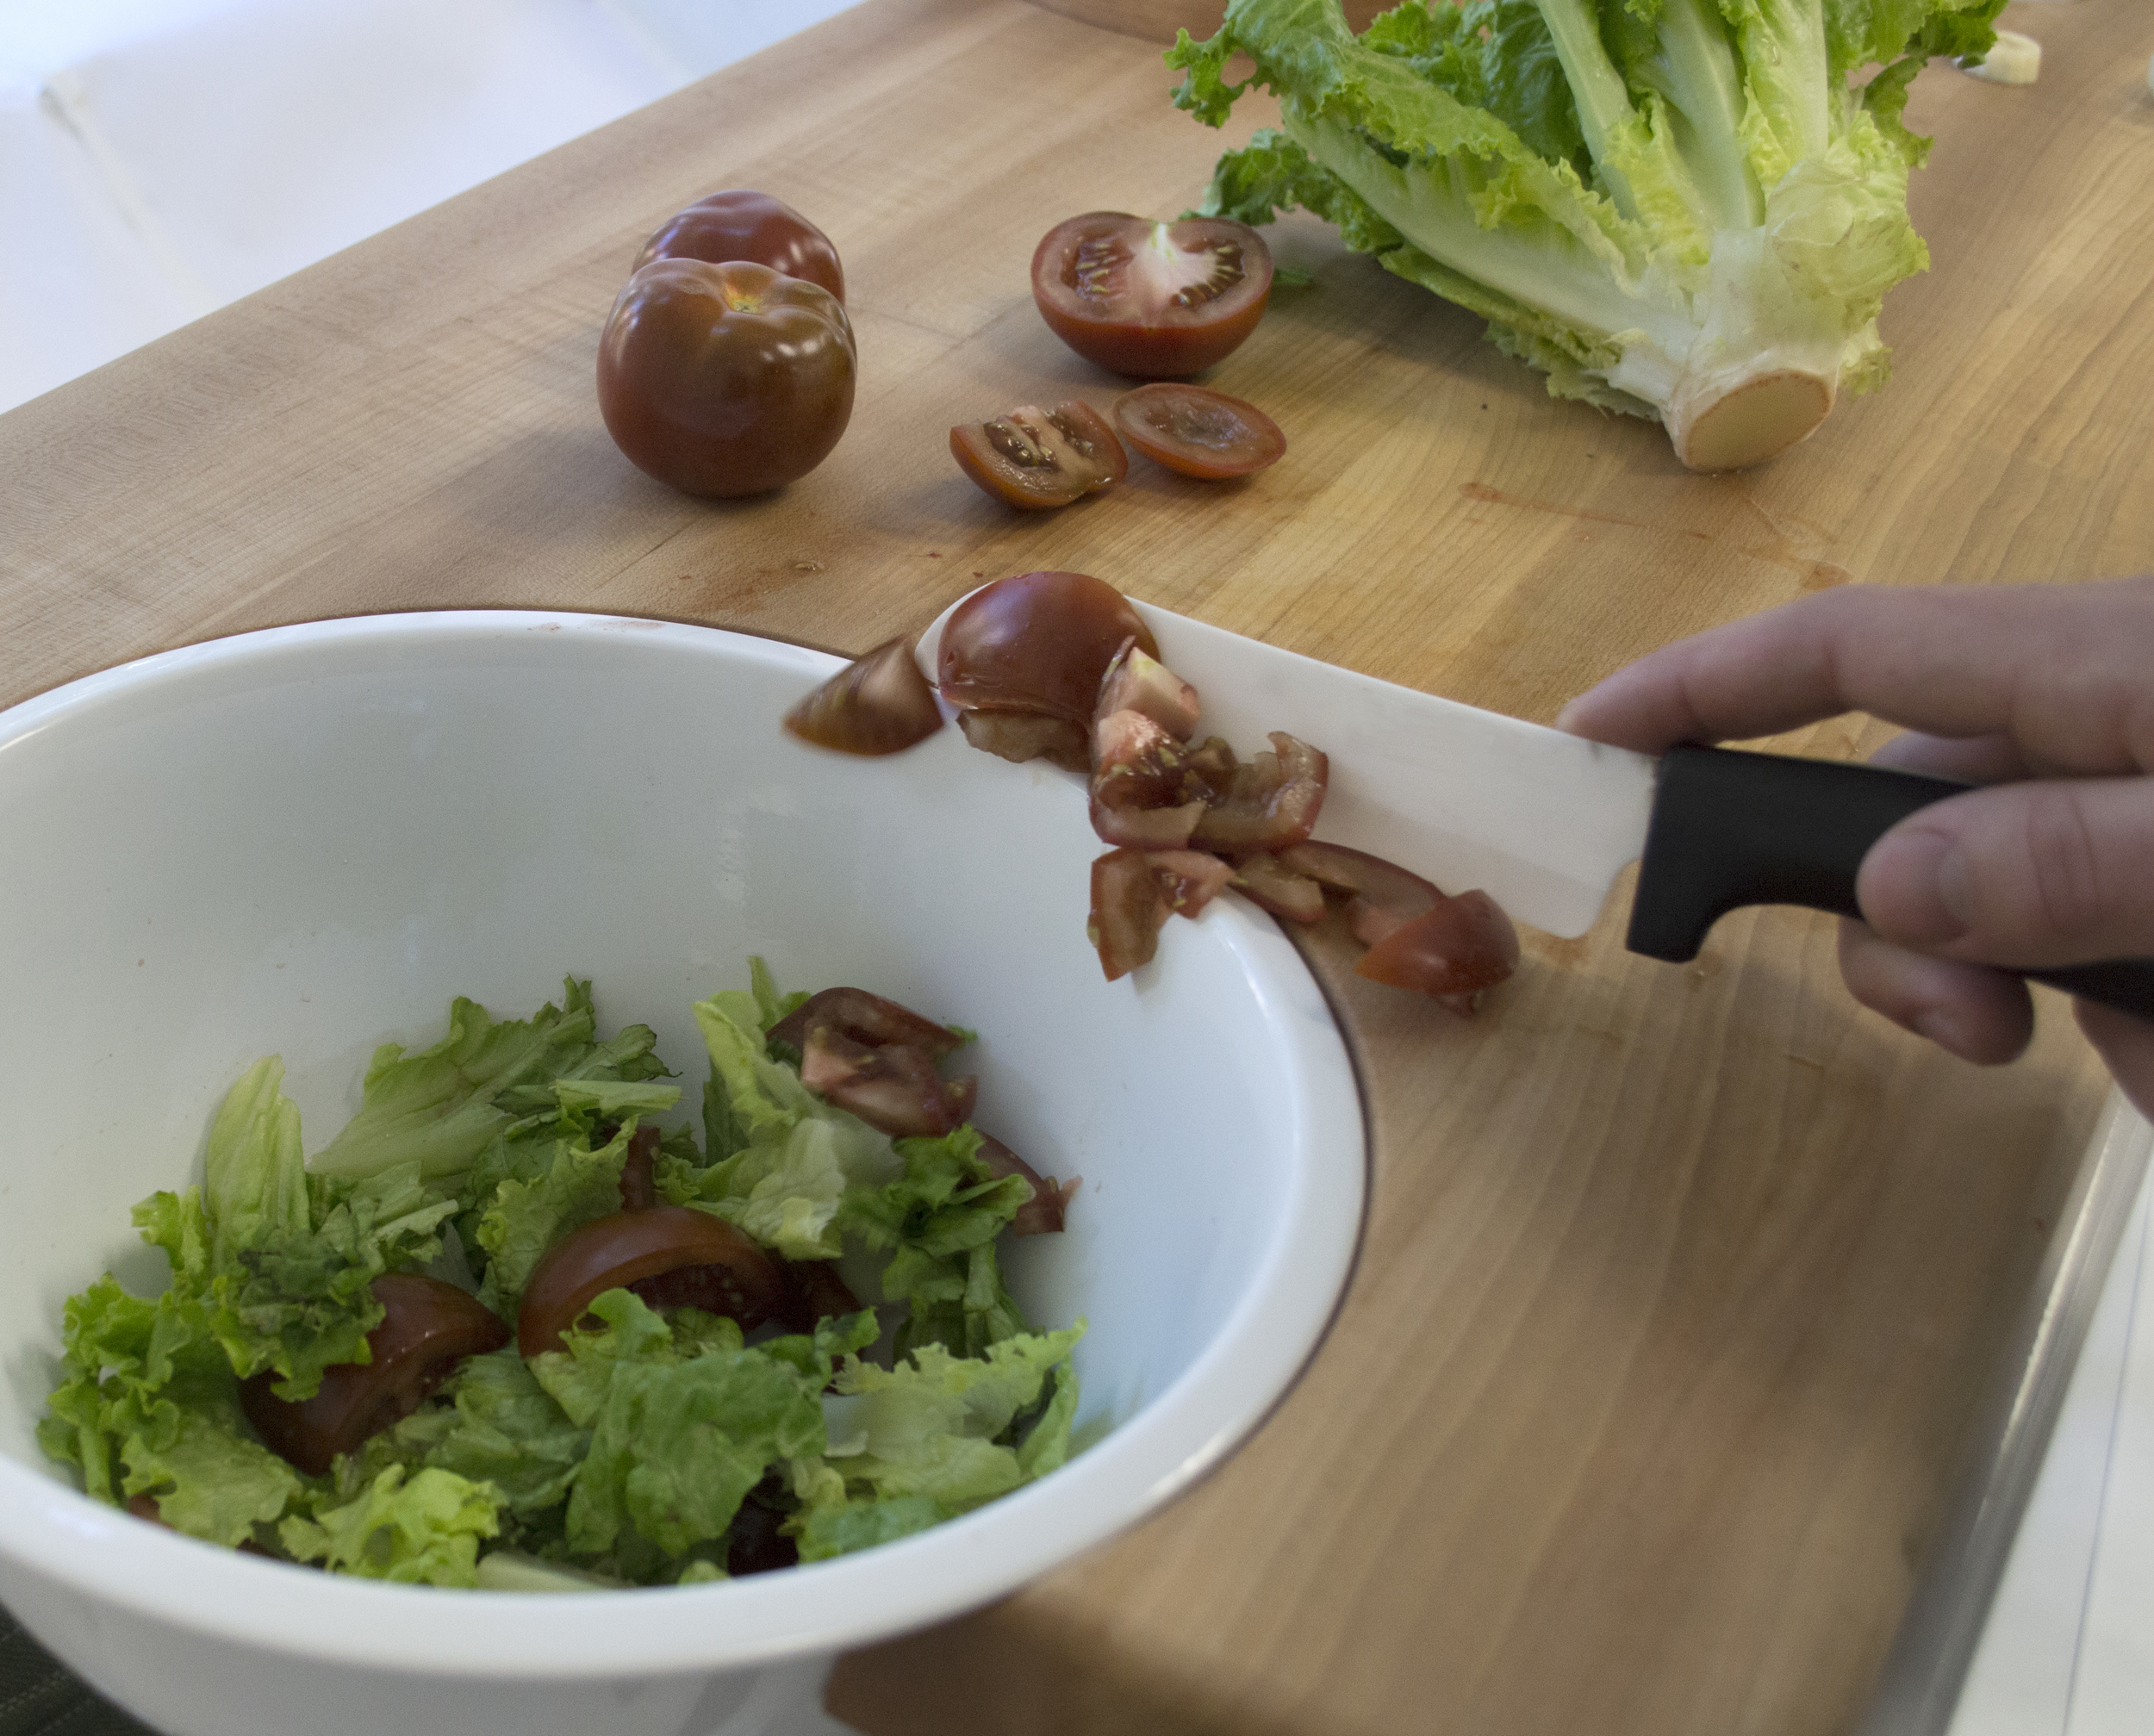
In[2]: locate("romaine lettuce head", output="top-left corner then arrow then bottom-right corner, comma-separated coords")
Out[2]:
1172,0 -> 2004,469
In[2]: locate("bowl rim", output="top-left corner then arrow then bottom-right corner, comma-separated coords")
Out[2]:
0,608 -> 1366,1677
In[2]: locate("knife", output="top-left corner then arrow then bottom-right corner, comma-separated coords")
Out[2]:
918,592 -> 2154,1021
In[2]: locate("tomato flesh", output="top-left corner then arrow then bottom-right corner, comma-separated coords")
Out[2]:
950,401 -> 1127,510
1031,213 -> 1273,378
517,1206 -> 787,1355
597,258 -> 855,498
1114,383 -> 1286,480
240,1273 -> 510,1476
634,190 -> 844,302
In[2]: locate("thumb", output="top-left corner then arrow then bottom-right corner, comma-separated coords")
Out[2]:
1856,777 -> 2154,969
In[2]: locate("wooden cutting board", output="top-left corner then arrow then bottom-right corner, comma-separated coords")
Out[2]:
3,3 -> 2148,1733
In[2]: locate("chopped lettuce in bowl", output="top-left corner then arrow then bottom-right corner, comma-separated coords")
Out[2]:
41,968 -> 1082,1589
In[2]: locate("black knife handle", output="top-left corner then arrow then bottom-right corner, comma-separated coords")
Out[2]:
1626,744 -> 2154,1022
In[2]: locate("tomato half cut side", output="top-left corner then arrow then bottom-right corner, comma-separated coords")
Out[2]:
518,1206 -> 787,1355
241,1273 -> 511,1476
1030,213 -> 1273,378
1113,383 -> 1286,480
950,401 -> 1126,510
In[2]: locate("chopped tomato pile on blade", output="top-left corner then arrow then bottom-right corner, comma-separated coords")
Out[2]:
788,571 -> 1521,1005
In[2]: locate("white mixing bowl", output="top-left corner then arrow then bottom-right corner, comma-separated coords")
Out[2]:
0,612 -> 1363,1736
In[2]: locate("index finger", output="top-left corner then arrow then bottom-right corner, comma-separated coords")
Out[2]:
1554,578 -> 2154,771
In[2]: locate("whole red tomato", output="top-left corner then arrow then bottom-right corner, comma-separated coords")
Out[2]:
597,258 -> 856,498
634,190 -> 845,302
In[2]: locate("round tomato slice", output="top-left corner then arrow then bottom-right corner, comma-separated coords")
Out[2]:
1114,383 -> 1286,480
240,1273 -> 511,1476
516,1205 -> 787,1355
950,401 -> 1126,510
1030,213 -> 1273,379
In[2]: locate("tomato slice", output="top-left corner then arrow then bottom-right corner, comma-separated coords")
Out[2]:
1030,213 -> 1273,378
517,1206 -> 787,1355
1113,383 -> 1286,480
784,636 -> 944,756
938,571 -> 1159,725
950,401 -> 1127,510
1355,890 -> 1521,1012
240,1273 -> 511,1476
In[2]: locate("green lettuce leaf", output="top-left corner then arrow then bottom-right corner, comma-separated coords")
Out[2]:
280,1465 -> 503,1586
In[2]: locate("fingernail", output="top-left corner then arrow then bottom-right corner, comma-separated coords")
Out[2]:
1871,828 -> 1972,943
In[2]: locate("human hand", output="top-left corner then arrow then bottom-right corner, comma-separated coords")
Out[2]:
1555,578 -> 2154,1117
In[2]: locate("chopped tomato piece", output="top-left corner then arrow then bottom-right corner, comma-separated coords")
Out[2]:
975,1131 -> 1078,1237
1192,731 -> 1329,851
1088,849 -> 1169,980
1095,638 -> 1200,738
783,637 -> 943,756
518,1207 -> 786,1354
1355,890 -> 1521,1013
1230,851 -> 1327,923
769,986 -> 963,1059
1147,849 -> 1234,918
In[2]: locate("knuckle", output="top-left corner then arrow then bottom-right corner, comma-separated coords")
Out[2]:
2013,788 -> 2111,938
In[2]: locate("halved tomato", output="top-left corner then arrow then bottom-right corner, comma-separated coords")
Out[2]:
950,401 -> 1126,510
1030,214 -> 1273,378
1114,383 -> 1286,480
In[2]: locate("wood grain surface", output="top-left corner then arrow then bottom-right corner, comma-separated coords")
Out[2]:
2,3 -> 2149,1734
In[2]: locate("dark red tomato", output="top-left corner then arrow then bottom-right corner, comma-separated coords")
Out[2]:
956,709 -> 1090,772
240,1273 -> 510,1476
974,1132 -> 1076,1237
634,190 -> 844,302
597,258 -> 855,498
1191,731 -> 1329,852
938,571 -> 1159,725
950,401 -> 1127,511
769,986 -> 964,1059
1087,848 -> 1168,980
784,637 -> 944,756
1030,213 -> 1273,379
1356,889 -> 1521,1011
1114,383 -> 1286,480
517,1206 -> 786,1356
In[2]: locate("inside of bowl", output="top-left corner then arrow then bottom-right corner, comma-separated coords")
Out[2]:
0,614 -> 1359,1502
